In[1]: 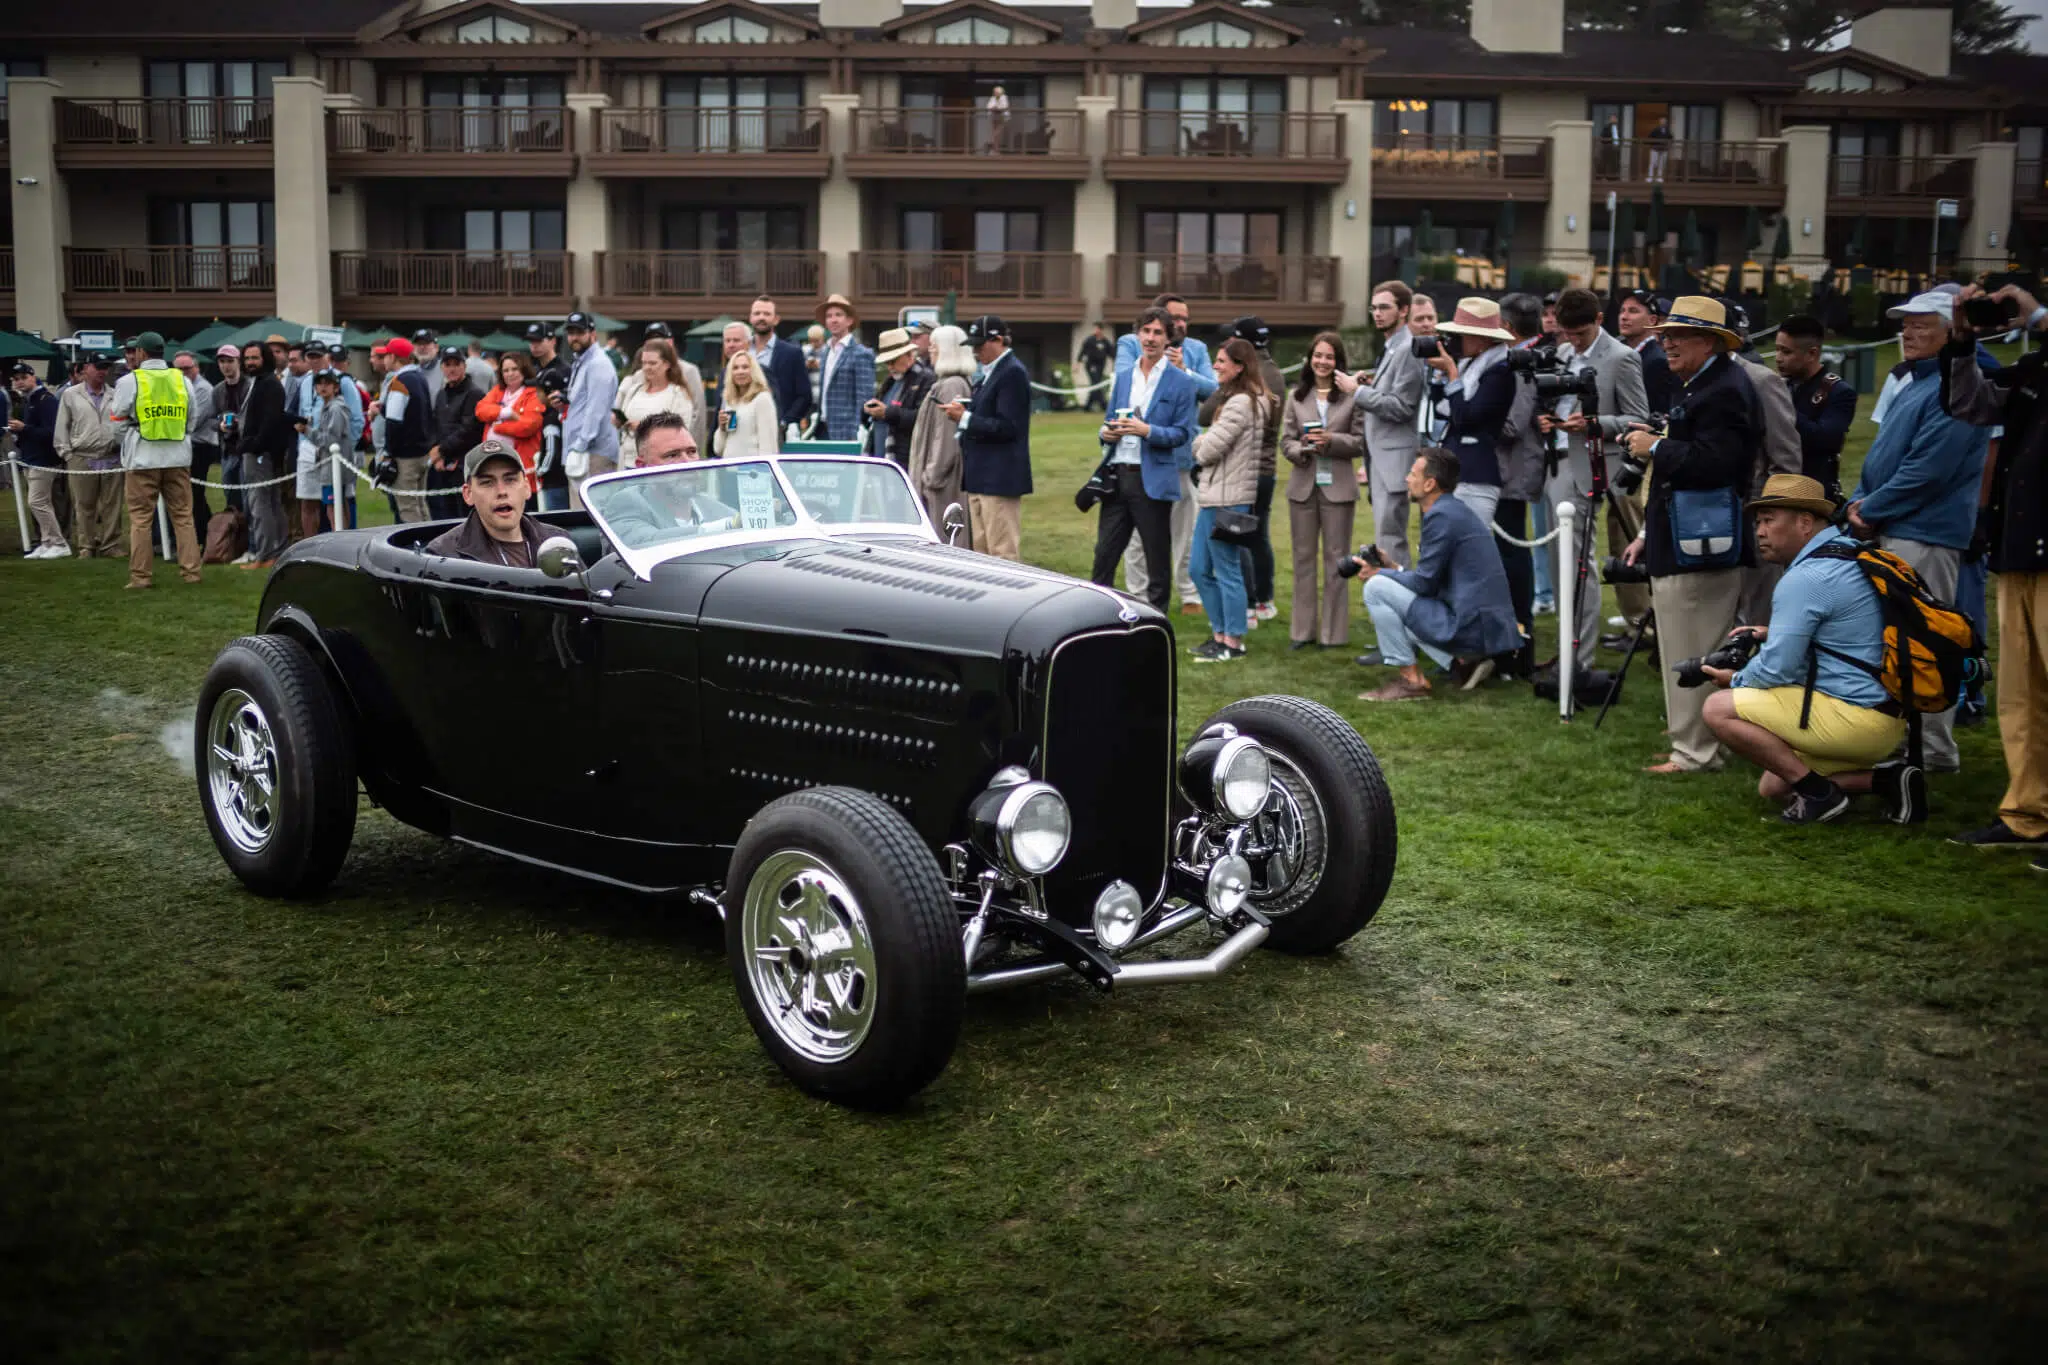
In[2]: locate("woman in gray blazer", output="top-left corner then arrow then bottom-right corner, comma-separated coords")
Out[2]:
1282,332 -> 1364,648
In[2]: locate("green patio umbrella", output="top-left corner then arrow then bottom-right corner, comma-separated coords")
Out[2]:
1772,215 -> 1793,266
1894,216 -> 1915,267
341,323 -> 396,350
1415,207 -> 1435,256
1614,198 -> 1636,256
1645,187 -> 1665,251
474,330 -> 528,353
1679,209 -> 1702,268
1846,215 -> 1870,264
0,330 -> 59,360
217,317 -> 313,348
436,328 -> 478,349
683,316 -> 734,338
174,320 -> 241,355
2008,217 -> 2030,269
941,289 -> 957,326
1494,198 -> 1518,273
1742,206 -> 1762,260
584,311 -> 629,333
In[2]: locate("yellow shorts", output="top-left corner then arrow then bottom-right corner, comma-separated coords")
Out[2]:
1731,686 -> 1908,777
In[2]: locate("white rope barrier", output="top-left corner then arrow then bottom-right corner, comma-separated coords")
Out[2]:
1491,519 -> 1565,550
1031,357 -> 1306,400
1,454 -> 301,491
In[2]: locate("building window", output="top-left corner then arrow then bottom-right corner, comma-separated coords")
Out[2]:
1830,120 -> 1902,197
422,74 -> 567,150
147,59 -> 288,100
661,75 -> 804,151
900,207 -> 1040,255
933,17 -> 1012,45
1373,97 -> 1496,144
1142,209 -> 1281,260
663,206 -> 804,252
1805,66 -> 1875,93
427,207 -> 566,255
1176,20 -> 1254,48
455,15 -> 533,43
1143,76 -> 1284,155
696,15 -> 772,43
148,198 -> 274,287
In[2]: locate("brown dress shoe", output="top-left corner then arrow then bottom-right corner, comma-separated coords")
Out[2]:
1359,676 -> 1432,703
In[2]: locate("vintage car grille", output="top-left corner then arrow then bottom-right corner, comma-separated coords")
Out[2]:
1038,624 -> 1175,923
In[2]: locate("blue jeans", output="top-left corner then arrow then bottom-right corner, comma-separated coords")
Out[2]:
1530,498 -> 1554,603
1362,573 -> 1454,670
1190,503 -> 1251,638
536,485 -> 572,513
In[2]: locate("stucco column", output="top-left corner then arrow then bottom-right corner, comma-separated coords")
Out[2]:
1780,125 -> 1832,280
7,78 -> 70,339
271,77 -> 333,325
1328,100 -> 1374,329
1071,93 -> 1117,362
1540,119 -> 1593,284
323,94 -> 368,256
1964,141 -> 2017,275
818,93 -> 861,302
565,92 -> 611,308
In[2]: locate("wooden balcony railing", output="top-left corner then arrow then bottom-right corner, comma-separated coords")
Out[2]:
1591,138 -> 1782,187
1109,254 -> 1339,307
333,250 -> 572,302
1370,134 -> 1551,183
328,106 -> 571,157
64,245 -> 276,295
597,106 -> 825,156
855,251 -> 1082,303
2016,159 -> 2047,206
1109,111 -> 1344,162
852,107 -> 1084,159
596,250 -> 824,302
56,97 -> 275,148
1829,154 -> 1974,200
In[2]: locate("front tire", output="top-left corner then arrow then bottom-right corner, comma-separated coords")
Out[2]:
725,787 -> 965,1109
195,634 -> 358,897
1200,695 -> 1396,953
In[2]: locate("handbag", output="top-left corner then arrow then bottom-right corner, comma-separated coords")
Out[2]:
1074,451 -> 1119,512
1667,486 -> 1744,569
1209,507 -> 1260,547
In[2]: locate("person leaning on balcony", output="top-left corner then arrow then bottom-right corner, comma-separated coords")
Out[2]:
943,314 -> 1031,561
55,351 -> 126,559
1647,117 -> 1673,184
617,337 -> 696,471
1282,330 -> 1364,651
907,324 -> 974,546
562,311 -> 622,504
106,331 -> 203,590
713,349 -> 780,462
1353,280 -> 1427,569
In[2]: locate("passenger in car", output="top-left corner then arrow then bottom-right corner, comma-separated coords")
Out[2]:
423,437 -> 570,569
599,413 -> 744,547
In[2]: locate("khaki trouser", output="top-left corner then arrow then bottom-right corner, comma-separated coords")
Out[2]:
1124,468 -> 1199,604
1287,490 -> 1356,646
1884,537 -> 1962,772
66,453 -> 126,557
26,468 -> 68,551
394,455 -> 431,524
1997,570 -> 2048,838
1609,486 -> 1650,623
1651,567 -> 1744,771
968,494 -> 1022,562
125,466 -> 202,586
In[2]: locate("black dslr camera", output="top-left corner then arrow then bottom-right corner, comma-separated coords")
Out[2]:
1336,544 -> 1390,579
1601,555 -> 1652,586
1411,335 -> 1445,361
1674,629 -> 1763,689
1507,343 -> 1601,405
1611,413 -> 1667,496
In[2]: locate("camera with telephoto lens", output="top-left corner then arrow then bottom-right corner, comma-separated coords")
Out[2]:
1410,335 -> 1444,361
1507,343 -> 1602,404
1601,555 -> 1652,586
1674,630 -> 1763,689
1611,412 -> 1667,496
1335,544 -> 1390,580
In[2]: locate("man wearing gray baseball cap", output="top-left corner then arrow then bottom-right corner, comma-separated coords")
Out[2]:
424,437 -> 570,567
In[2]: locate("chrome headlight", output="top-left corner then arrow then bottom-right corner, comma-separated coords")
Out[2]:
1178,724 -> 1271,823
1091,880 -> 1145,951
969,771 -> 1071,877
1206,854 -> 1252,916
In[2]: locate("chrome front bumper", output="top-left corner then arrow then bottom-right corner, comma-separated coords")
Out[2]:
964,914 -> 1268,994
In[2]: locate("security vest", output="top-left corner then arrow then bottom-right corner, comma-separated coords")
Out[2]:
134,367 -> 189,442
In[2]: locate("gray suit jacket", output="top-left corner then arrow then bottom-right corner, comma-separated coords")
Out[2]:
1735,352 -> 1801,495
1547,329 -> 1649,495
1352,324 -> 1425,478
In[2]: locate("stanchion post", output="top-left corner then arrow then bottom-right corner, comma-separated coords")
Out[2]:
330,444 -> 345,531
1555,498 -> 1578,722
156,493 -> 171,562
9,460 -> 32,555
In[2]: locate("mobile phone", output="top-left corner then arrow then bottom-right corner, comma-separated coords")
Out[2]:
1963,296 -> 2018,329
727,408 -> 739,432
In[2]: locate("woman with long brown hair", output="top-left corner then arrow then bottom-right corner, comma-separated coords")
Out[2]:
1187,336 -> 1271,662
616,337 -> 697,468
474,351 -> 545,494
1283,330 -> 1365,649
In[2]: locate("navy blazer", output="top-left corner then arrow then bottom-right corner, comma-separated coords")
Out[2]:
1644,352 -> 1761,579
1443,356 -> 1516,487
761,337 -> 812,431
1384,494 -> 1523,658
1104,360 -> 1197,502
960,349 -> 1034,497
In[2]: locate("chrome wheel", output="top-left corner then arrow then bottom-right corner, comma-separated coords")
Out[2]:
1248,751 -> 1327,917
206,688 -> 280,855
740,850 -> 879,1064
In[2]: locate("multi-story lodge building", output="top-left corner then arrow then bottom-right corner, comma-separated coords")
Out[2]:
5,0 -> 2046,366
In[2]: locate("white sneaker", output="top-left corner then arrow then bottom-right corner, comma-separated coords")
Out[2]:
35,544 -> 71,560
231,551 -> 256,565
1253,602 -> 1279,621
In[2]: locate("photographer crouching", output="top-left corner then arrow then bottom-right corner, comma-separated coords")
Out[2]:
1697,476 -> 1918,825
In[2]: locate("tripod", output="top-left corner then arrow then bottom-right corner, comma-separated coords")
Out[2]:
1595,606 -> 1654,730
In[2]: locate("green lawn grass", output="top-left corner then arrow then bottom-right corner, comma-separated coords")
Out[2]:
2,406 -> 2044,1362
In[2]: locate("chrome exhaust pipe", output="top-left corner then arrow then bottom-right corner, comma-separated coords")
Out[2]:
965,919 -> 1268,994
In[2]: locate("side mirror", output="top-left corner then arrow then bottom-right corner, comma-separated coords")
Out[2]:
536,536 -> 583,580
941,502 -> 967,547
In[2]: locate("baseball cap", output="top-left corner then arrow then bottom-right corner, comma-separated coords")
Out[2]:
312,367 -> 344,386
85,351 -> 118,368
410,328 -> 437,346
563,310 -> 597,332
438,347 -> 468,365
1886,290 -> 1955,324
303,340 -> 329,357
523,321 -> 557,344
1223,315 -> 1271,348
10,361 -> 36,377
963,314 -> 1009,344
463,436 -> 526,481
644,320 -> 674,339
124,330 -> 166,354
216,343 -> 242,360
373,337 -> 415,360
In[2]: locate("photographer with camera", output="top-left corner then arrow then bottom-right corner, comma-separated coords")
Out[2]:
1424,297 -> 1519,524
1537,287 -> 1649,671
1350,448 -> 1523,702
1840,290 -> 1989,774
1620,297 -> 1761,774
1935,283 -> 2048,861
1698,476 -> 1918,824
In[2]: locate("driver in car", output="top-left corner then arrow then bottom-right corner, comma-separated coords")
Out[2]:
425,437 -> 570,568
602,412 -> 744,547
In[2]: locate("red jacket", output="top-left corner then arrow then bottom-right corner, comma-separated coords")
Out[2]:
475,382 -> 546,490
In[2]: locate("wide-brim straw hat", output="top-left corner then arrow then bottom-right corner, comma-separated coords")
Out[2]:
874,327 -> 916,365
1746,473 -> 1837,519
815,292 -> 859,324
1433,296 -> 1516,343
1652,296 -> 1745,347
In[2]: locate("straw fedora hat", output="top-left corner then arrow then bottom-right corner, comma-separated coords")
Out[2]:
1746,473 -> 1838,519
1652,296 -> 1745,347
874,327 -> 916,365
1433,296 -> 1516,343
815,292 -> 859,324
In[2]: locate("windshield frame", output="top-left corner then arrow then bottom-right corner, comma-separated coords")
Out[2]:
580,454 -> 937,579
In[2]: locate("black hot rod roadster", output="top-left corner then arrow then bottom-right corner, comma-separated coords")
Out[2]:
196,454 -> 1395,1106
